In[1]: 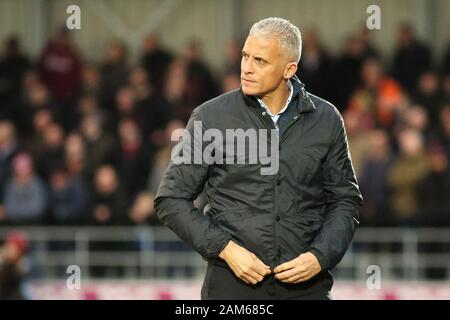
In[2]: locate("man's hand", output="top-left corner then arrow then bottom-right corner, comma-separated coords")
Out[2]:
274,252 -> 321,283
219,240 -> 271,285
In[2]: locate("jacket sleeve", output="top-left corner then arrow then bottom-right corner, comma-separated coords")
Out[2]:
154,108 -> 232,259
309,110 -> 363,270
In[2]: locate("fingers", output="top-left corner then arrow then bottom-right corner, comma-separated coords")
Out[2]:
240,277 -> 250,284
277,269 -> 313,283
275,267 -> 301,281
224,245 -> 271,285
273,259 -> 296,274
235,259 -> 271,285
245,269 -> 265,284
280,271 -> 308,283
256,257 -> 271,270
294,275 -> 311,283
288,272 -> 313,283
274,256 -> 310,283
254,260 -> 272,276
235,266 -> 264,284
282,274 -> 302,283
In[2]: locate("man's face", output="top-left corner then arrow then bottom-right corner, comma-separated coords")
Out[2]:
241,35 -> 292,96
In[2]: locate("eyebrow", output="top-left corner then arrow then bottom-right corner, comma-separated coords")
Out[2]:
242,51 -> 268,62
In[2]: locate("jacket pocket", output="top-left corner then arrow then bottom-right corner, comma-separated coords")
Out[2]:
281,210 -> 324,249
212,209 -> 271,264
212,208 -> 257,224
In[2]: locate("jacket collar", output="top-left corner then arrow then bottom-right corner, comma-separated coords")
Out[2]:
242,74 -> 316,114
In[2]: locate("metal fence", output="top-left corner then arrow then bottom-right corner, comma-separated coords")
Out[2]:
1,226 -> 449,281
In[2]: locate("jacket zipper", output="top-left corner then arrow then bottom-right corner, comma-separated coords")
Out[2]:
247,94 -> 309,266
250,102 -> 281,267
276,113 -> 304,266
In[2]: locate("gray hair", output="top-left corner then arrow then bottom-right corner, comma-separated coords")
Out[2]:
249,17 -> 302,63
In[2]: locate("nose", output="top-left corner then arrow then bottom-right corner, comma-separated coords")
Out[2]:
241,58 -> 254,75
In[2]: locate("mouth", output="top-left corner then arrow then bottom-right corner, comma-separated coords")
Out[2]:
241,78 -> 256,85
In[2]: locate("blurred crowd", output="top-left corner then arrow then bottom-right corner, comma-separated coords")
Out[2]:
0,23 -> 449,228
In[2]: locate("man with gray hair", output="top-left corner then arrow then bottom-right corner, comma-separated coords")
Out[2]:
249,16 -> 302,63
155,17 -> 362,300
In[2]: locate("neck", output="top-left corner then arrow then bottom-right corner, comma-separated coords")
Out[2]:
260,79 -> 291,114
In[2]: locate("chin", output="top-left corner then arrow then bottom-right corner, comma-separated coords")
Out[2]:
241,86 -> 260,96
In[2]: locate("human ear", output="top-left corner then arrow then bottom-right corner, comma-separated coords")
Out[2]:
283,62 -> 298,79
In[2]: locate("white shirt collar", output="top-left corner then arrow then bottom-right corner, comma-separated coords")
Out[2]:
257,79 -> 293,117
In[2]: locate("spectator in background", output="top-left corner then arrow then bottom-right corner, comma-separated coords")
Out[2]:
91,165 -> 127,225
114,86 -> 142,128
0,121 -> 19,197
37,27 -> 81,121
297,29 -> 333,100
416,146 -> 450,227
3,69 -> 37,131
49,165 -> 89,225
442,32 -> 450,76
392,23 -> 432,94
79,114 -> 115,178
2,153 -> 47,225
89,165 -> 128,278
100,39 -> 129,114
74,94 -> 111,132
398,105 -> 431,144
348,58 -> 405,130
114,118 -> 152,204
333,34 -> 366,111
80,64 -> 101,99
221,72 -> 241,93
19,69 -> 40,99
443,75 -> 450,105
33,122 -> 65,181
411,70 -> 442,125
223,39 -> 242,76
183,40 -> 219,111
388,129 -> 429,226
64,132 -> 87,179
141,33 -> 173,95
17,81 -> 59,140
439,106 -> 450,161
416,146 -> 450,280
146,119 -> 185,194
0,231 -> 29,300
0,36 -> 30,117
342,110 -> 372,178
163,59 -> 188,123
129,66 -> 152,104
356,26 -> 381,60
128,66 -> 172,140
360,129 -> 394,226
128,192 -> 160,226
31,109 -> 54,138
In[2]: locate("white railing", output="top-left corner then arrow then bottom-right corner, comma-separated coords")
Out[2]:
1,227 -> 449,281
